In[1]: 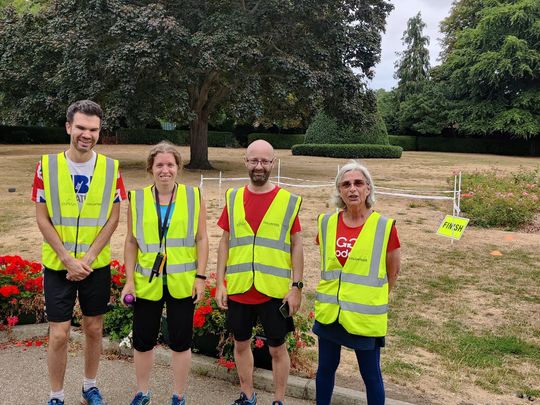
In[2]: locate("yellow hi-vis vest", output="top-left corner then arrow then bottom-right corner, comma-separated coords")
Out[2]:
130,184 -> 200,301
225,187 -> 301,299
315,211 -> 394,337
41,152 -> 118,270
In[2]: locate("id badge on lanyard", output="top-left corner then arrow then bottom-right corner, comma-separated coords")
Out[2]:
149,185 -> 175,283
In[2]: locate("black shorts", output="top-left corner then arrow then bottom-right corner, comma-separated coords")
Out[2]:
132,288 -> 195,353
226,298 -> 294,347
43,265 -> 111,322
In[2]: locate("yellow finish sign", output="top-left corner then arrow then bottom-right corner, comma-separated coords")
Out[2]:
437,215 -> 469,240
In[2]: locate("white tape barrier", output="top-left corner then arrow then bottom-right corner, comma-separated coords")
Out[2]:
199,161 -> 461,216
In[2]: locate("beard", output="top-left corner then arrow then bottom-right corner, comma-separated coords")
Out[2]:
249,168 -> 271,186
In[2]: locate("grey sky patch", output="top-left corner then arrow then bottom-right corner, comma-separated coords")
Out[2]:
367,0 -> 454,90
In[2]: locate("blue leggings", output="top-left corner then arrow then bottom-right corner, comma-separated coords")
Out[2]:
315,336 -> 385,405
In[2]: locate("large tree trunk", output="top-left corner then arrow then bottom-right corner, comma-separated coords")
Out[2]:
186,108 -> 214,170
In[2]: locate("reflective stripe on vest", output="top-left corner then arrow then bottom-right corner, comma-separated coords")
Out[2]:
47,153 -> 115,227
315,211 -> 393,336
41,153 -> 117,270
133,186 -> 196,253
131,184 -> 200,301
315,292 -> 388,314
320,214 -> 389,288
225,187 -> 301,298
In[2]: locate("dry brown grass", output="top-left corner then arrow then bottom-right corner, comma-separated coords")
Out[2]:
1,144 -> 539,404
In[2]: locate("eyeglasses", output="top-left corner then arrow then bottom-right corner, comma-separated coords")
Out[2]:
339,179 -> 367,189
246,158 -> 274,167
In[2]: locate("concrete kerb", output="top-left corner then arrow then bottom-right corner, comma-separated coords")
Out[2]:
2,324 -> 415,405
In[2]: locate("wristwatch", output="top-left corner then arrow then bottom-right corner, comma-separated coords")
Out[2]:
292,281 -> 304,289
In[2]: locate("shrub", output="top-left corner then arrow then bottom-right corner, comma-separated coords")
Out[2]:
116,128 -> 237,147
459,169 -> 540,229
341,112 -> 389,145
388,134 -> 538,156
247,133 -> 305,149
205,130 -> 239,148
304,112 -> 340,144
389,135 -> 417,150
194,272 -> 315,371
0,255 -> 45,329
292,144 -> 402,158
0,126 -> 67,144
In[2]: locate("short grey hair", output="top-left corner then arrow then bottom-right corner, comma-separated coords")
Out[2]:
331,160 -> 376,209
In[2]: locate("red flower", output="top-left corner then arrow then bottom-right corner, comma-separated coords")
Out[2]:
193,313 -> 206,328
6,315 -> 19,327
0,285 -> 20,297
30,262 -> 42,273
255,338 -> 265,348
198,305 -> 213,315
217,357 -> 236,370
210,287 -> 217,298
34,340 -> 43,347
308,311 -> 314,319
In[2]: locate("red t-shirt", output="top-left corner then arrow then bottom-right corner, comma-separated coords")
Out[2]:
316,211 -> 400,267
217,185 -> 301,304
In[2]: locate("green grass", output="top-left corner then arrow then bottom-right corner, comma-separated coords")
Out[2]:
382,359 -> 422,379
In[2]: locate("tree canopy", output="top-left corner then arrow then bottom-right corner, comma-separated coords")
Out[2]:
0,0 -> 393,168
438,0 -> 540,138
394,12 -> 430,100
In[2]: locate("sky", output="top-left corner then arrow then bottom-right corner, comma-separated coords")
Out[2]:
368,0 -> 455,90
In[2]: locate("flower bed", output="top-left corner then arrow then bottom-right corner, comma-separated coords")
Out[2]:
0,255 -> 45,331
193,272 -> 316,372
0,256 -> 316,373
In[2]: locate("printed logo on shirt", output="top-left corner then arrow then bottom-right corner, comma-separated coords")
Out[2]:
72,174 -> 91,203
335,236 -> 356,258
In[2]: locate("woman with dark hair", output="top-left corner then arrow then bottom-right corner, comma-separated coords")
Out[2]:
314,160 -> 401,405
121,141 -> 208,405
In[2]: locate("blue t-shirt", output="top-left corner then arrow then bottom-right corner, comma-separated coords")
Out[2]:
159,202 -> 175,285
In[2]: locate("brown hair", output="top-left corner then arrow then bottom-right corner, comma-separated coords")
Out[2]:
146,141 -> 183,174
66,100 -> 103,123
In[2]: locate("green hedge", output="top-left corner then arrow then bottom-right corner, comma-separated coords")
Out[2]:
116,129 -> 237,147
116,128 -> 187,144
0,126 -> 67,144
388,135 -> 539,156
291,144 -> 403,158
389,135 -> 417,150
247,133 -> 305,149
204,131 -> 239,147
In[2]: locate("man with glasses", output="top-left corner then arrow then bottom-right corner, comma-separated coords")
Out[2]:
216,140 -> 304,405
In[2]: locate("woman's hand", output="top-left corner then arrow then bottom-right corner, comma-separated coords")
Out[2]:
215,283 -> 228,310
120,281 -> 136,307
192,278 -> 205,304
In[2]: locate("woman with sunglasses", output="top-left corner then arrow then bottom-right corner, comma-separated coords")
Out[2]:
313,160 -> 401,405
121,141 -> 208,405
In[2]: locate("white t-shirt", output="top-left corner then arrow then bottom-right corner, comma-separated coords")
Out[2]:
66,151 -> 97,209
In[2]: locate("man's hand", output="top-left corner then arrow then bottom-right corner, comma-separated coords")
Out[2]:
64,256 -> 92,281
192,278 -> 205,304
120,281 -> 136,306
215,283 -> 228,310
283,287 -> 302,316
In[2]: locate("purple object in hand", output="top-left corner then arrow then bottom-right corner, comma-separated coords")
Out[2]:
123,293 -> 135,306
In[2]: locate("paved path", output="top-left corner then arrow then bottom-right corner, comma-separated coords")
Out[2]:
1,342 -> 313,405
